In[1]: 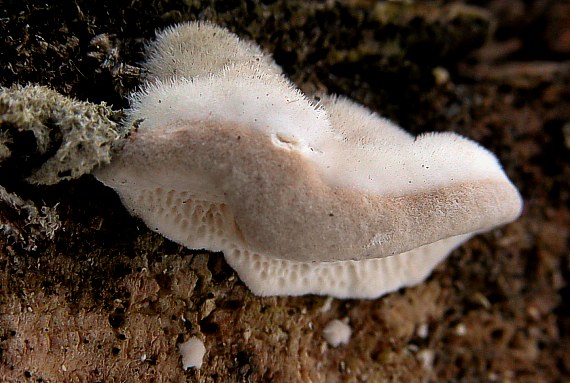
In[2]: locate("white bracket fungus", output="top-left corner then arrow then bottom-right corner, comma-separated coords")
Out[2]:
95,22 -> 523,299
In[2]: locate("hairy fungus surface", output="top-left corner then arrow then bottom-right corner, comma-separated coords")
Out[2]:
323,319 -> 352,347
95,22 -> 522,298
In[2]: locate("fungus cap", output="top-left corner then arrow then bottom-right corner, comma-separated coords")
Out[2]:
143,22 -> 281,82
95,22 -> 523,299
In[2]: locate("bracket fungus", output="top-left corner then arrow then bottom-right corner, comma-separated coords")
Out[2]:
95,22 -> 522,299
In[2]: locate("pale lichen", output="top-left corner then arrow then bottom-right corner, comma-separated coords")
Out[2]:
0,185 -> 60,251
0,84 -> 122,185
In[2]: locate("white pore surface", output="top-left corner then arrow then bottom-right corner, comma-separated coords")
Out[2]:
224,234 -> 472,298
126,189 -> 238,253
108,182 -> 472,298
323,319 -> 352,347
179,337 -> 206,370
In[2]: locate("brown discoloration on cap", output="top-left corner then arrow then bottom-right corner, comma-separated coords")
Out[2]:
98,119 -> 522,262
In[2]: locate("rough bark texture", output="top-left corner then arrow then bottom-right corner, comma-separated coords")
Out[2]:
0,1 -> 568,382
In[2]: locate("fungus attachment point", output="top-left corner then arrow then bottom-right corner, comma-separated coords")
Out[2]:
95,22 -> 523,299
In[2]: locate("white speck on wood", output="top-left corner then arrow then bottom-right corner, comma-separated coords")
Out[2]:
179,337 -> 206,370
323,319 -> 352,347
